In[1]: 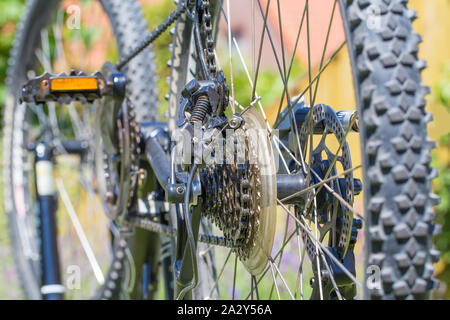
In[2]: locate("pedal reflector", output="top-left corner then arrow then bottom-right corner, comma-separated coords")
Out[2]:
50,77 -> 98,92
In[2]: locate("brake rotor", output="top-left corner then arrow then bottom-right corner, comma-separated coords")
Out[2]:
298,104 -> 354,258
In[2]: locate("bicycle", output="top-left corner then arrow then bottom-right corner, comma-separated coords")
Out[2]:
3,0 -> 441,300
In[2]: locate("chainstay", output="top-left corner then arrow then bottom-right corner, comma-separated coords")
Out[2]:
126,216 -> 237,248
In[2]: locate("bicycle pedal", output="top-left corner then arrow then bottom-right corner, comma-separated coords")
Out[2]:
20,70 -> 113,104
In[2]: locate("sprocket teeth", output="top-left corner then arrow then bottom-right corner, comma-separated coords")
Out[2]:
200,123 -> 261,260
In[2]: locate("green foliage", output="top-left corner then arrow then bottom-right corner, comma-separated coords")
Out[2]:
437,62 -> 450,109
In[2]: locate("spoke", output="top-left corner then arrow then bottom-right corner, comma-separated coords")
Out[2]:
255,0 -> 288,97
273,41 -> 346,129
269,262 -> 281,300
56,179 -> 105,285
67,102 -> 86,138
299,213 -> 343,300
251,0 -> 256,79
277,199 -> 361,287
313,197 -> 324,300
310,168 -> 363,220
207,249 -> 232,299
273,4 -> 308,125
268,213 -> 290,299
276,0 -> 287,78
305,0 -> 315,196
272,137 -> 291,173
251,0 -> 271,101
250,275 -> 254,300
232,254 -> 238,300
294,228 -> 307,299
305,0 -> 339,205
252,275 -> 260,300
272,134 -> 302,168
320,253 -> 343,300
226,0 -> 236,114
269,258 -> 295,300
244,228 -> 298,300
199,244 -> 214,258
39,28 -> 52,71
219,4 -> 272,129
311,0 -> 338,106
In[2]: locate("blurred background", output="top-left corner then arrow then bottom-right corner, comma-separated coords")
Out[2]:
0,0 -> 448,299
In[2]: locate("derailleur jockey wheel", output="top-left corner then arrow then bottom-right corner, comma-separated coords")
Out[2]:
200,108 -> 278,276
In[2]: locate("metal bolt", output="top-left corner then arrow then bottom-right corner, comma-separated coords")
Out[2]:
35,143 -> 46,158
176,186 -> 185,195
310,277 -> 316,288
105,191 -> 116,204
229,114 -> 243,129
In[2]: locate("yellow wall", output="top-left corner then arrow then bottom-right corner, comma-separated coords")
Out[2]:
411,0 -> 450,163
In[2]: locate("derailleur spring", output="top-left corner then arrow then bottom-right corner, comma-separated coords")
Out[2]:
190,94 -> 211,125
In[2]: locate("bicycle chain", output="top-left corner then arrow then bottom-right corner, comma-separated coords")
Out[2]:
116,1 -> 189,70
200,0 -> 216,77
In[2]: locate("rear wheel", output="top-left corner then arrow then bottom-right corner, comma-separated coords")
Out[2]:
166,0 -> 439,299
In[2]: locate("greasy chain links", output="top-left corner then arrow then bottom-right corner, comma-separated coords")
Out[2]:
200,0 -> 216,77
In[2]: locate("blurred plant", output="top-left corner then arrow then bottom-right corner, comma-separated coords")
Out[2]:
433,60 -> 450,299
0,0 -> 25,113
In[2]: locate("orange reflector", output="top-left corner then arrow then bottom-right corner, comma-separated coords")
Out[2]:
50,77 -> 98,91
